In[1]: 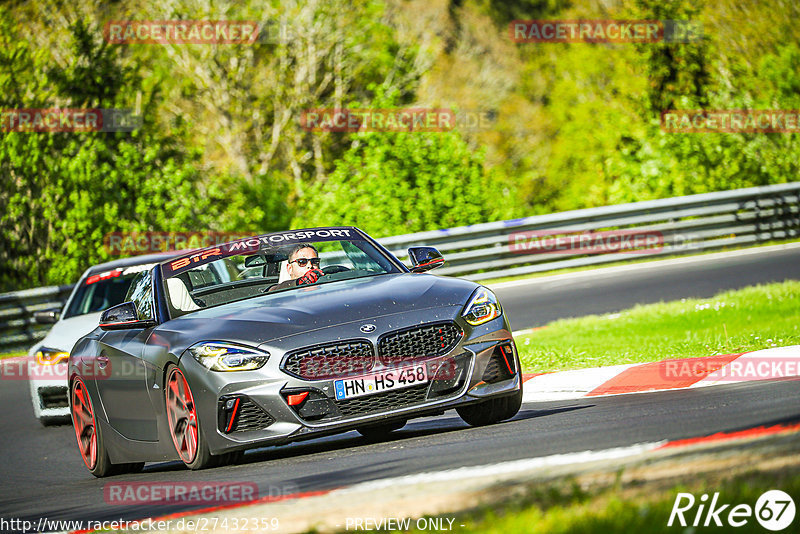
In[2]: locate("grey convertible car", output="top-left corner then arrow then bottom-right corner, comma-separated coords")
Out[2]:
28,252 -> 183,426
69,227 -> 522,477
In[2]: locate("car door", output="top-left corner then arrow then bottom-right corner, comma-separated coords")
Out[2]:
94,269 -> 159,441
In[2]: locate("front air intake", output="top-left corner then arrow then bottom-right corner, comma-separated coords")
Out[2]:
282,340 -> 375,380
378,322 -> 462,367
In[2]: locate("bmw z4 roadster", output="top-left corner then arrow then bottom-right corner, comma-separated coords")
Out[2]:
69,227 -> 522,477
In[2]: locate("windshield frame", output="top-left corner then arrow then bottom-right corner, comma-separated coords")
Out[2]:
158,227 -> 407,320
62,263 -> 158,320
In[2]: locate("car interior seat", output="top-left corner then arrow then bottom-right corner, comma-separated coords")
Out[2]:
277,261 -> 290,283
166,277 -> 202,312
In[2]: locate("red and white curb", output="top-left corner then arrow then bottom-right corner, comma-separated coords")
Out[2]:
521,345 -> 800,402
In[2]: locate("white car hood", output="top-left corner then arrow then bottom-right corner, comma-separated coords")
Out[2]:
28,312 -> 102,356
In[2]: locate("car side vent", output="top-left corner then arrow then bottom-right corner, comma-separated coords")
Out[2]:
482,343 -> 516,383
219,396 -> 275,433
235,399 -> 276,432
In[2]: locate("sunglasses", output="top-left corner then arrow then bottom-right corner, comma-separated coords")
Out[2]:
289,257 -> 321,267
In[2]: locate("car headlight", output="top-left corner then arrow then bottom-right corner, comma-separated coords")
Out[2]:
188,342 -> 269,372
462,287 -> 502,326
35,348 -> 69,365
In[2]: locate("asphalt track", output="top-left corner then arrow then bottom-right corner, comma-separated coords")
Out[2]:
492,244 -> 800,330
1,245 -> 799,530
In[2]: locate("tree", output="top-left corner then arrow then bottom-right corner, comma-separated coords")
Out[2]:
296,129 -> 506,236
132,0 -> 423,200
0,13 -> 283,291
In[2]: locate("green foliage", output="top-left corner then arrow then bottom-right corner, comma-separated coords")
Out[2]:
514,0 -> 800,212
125,0 -> 419,197
517,281 -> 800,372
450,467 -> 800,534
0,11 -> 286,291
297,129 -> 506,236
470,0 -> 570,27
628,0 -> 713,113
3,0 -> 800,291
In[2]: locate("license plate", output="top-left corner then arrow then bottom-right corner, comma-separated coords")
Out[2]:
334,364 -> 429,400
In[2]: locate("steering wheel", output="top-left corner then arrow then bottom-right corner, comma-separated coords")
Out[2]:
322,265 -> 351,275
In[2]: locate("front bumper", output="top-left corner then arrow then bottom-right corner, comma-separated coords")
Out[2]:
28,366 -> 70,419
178,309 -> 520,455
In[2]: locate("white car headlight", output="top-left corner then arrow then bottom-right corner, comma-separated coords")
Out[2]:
188,342 -> 269,372
462,287 -> 502,326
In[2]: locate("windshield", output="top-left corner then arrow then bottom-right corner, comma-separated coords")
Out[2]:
162,229 -> 402,319
63,263 -> 155,319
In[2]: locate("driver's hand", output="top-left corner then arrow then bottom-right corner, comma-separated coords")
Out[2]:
297,268 -> 324,285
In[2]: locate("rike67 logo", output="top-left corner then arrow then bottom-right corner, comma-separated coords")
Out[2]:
669,490 -> 796,531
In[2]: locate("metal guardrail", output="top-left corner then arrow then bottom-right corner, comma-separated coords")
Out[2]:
379,182 -> 800,280
1,182 -> 798,354
0,285 -> 75,354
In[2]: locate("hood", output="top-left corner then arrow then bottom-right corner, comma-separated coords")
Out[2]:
29,312 -> 103,356
159,273 -> 478,346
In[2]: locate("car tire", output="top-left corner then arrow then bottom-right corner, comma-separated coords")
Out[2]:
456,388 -> 522,427
165,365 -> 216,470
356,420 -> 407,439
71,377 -> 136,478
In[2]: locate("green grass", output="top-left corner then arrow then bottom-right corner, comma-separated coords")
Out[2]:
412,467 -> 800,534
517,280 -> 800,372
0,351 -> 26,359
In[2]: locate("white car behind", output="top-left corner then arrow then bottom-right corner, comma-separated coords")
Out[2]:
28,252 -> 182,425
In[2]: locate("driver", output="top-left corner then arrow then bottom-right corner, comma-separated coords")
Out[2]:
268,244 -> 325,291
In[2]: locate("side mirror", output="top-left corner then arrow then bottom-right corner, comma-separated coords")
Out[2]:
99,302 -> 155,330
34,308 -> 61,324
408,247 -> 445,273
